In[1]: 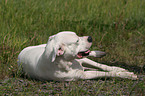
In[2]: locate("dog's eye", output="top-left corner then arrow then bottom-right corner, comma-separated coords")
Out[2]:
76,39 -> 79,43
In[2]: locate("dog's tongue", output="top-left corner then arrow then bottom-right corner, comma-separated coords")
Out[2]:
77,53 -> 83,58
85,50 -> 91,54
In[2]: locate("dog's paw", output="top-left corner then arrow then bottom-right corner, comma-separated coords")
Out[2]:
89,51 -> 106,58
116,72 -> 138,80
111,66 -> 128,72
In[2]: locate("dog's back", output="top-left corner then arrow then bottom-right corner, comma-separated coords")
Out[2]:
18,44 -> 46,78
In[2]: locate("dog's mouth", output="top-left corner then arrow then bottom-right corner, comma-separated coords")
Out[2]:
77,50 -> 91,58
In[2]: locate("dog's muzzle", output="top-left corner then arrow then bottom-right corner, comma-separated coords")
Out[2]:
77,50 -> 91,58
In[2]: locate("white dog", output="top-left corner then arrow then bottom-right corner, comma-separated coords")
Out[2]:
18,31 -> 137,81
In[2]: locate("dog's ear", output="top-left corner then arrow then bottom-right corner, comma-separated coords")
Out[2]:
51,43 -> 65,62
46,35 -> 65,62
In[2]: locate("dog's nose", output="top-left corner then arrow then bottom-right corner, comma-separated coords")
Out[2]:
87,36 -> 92,43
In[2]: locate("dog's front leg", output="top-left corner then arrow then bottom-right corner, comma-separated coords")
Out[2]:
81,71 -> 137,80
79,58 -> 128,72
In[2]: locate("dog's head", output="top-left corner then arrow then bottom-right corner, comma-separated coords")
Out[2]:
46,31 -> 92,62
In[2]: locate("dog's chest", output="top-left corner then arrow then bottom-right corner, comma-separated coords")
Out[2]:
55,59 -> 73,72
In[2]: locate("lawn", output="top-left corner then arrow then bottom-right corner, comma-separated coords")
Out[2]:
0,0 -> 145,95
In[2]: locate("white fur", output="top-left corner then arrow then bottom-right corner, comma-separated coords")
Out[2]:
18,31 -> 137,81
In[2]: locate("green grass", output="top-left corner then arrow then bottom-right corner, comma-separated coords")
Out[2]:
0,0 -> 145,95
